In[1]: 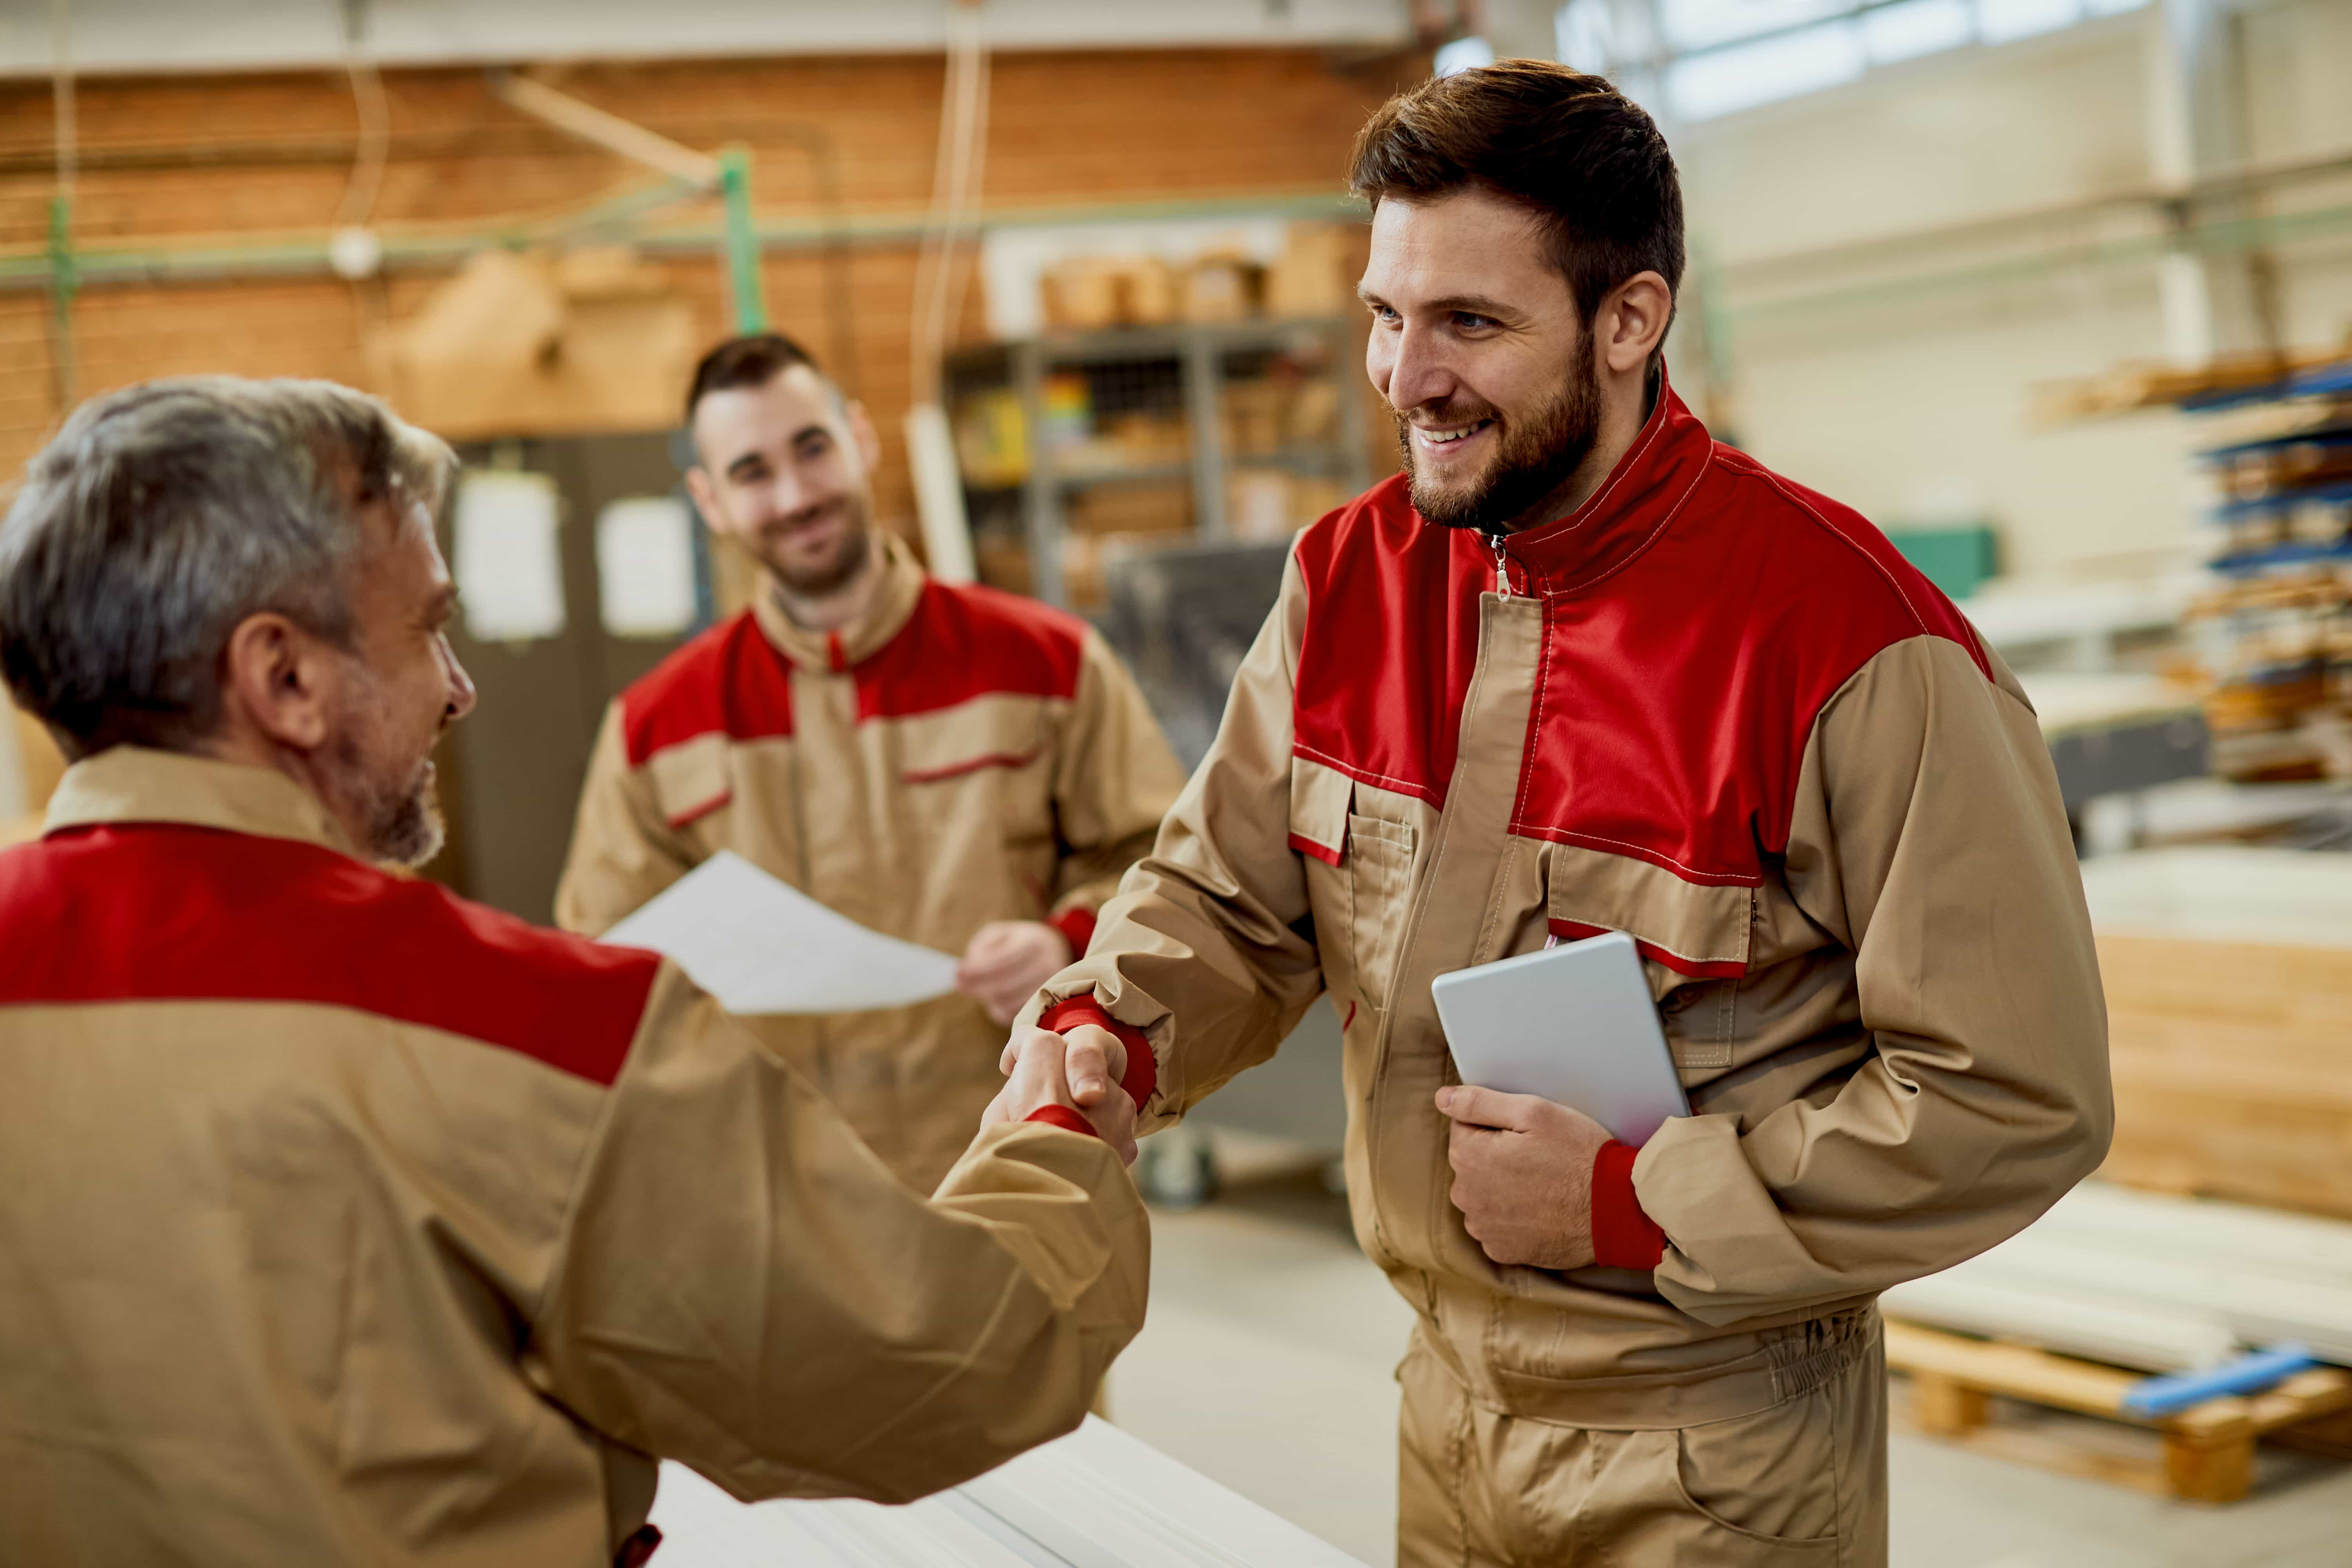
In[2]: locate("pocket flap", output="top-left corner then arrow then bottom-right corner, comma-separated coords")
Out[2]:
1288,753 -> 1353,865
895,696 -> 1049,784
646,732 -> 731,829
1546,846 -> 1751,978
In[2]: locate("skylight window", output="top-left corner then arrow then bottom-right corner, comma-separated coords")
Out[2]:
1581,0 -> 2152,124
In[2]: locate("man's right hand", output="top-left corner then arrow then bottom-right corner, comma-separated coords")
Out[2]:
999,1023 -> 1129,1111
985,1026 -> 1139,1165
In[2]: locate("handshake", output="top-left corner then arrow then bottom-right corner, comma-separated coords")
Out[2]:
981,1023 -> 1143,1165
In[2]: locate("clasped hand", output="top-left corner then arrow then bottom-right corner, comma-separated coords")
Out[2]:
984,1024 -> 1140,1165
1437,1085 -> 1612,1272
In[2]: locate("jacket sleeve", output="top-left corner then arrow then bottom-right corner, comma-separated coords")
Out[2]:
1040,629 -> 1189,949
529,963 -> 1150,1504
1020,550 -> 1326,1123
553,702 -> 699,937
1632,635 -> 2113,1326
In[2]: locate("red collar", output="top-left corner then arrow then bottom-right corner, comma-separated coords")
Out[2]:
1449,376 -> 1715,598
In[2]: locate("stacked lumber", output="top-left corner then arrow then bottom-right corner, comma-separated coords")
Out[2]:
1882,1181 -> 2352,1372
2081,846 -> 2352,1221
2028,346 -> 2344,425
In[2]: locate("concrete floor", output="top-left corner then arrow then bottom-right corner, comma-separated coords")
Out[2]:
1104,1141 -> 2352,1568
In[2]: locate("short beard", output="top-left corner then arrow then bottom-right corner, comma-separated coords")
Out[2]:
361,761 -> 445,868
1399,332 -> 1601,534
327,697 -> 446,869
761,494 -> 874,597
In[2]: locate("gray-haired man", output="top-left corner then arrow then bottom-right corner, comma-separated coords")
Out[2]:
0,376 -> 1149,1566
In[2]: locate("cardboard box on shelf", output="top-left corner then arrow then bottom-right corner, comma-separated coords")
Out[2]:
1068,482 -> 1193,538
973,537 -> 1033,596
1221,380 -> 1292,457
1226,468 -> 1294,541
378,247 -> 697,439
1225,469 -> 1354,541
1181,254 -> 1265,324
1041,256 -> 1178,332
1266,222 -> 1364,320
1100,412 -> 1189,468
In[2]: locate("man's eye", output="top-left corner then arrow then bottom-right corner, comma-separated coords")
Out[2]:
1455,313 -> 1495,330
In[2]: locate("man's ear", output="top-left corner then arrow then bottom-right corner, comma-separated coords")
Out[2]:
1599,270 -> 1674,378
218,612 -> 338,753
845,399 -> 884,475
683,465 -> 724,535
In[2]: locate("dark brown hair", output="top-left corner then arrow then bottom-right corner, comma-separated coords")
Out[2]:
1349,60 -> 1684,332
684,332 -> 829,421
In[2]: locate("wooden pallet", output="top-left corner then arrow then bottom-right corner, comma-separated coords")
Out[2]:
1886,1319 -> 2352,1503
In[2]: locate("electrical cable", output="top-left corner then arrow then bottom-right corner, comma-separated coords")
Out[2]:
910,0 -> 989,407
47,0 -> 77,411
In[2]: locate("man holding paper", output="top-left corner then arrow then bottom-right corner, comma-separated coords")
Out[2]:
0,377 -> 1151,1565
558,334 -> 1184,1191
1002,64 -> 2111,1564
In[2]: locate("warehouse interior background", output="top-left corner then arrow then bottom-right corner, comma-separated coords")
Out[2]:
8,2 -> 2352,1564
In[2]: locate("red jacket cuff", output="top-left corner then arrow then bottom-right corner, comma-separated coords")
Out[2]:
1038,995 -> 1157,1108
1024,1104 -> 1097,1139
1048,907 -> 1098,959
1591,1140 -> 1666,1270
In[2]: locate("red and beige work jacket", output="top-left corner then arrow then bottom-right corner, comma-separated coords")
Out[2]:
1038,385 -> 2112,1427
557,535 -> 1185,1190
0,748 -> 1148,1567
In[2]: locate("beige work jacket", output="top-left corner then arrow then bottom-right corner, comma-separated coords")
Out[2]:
1,748 -> 1148,1567
556,535 -> 1185,1190
1036,388 -> 2112,1426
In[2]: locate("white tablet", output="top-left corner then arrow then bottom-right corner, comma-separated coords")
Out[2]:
1430,931 -> 1690,1147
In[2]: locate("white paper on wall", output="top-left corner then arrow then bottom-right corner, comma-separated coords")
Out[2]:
601,851 -> 960,1014
453,470 -> 566,643
595,495 -> 699,638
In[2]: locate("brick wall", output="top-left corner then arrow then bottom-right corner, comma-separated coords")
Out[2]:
0,47 -> 1419,526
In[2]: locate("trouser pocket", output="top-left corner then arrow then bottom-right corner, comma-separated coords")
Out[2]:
1395,1332 -> 1888,1566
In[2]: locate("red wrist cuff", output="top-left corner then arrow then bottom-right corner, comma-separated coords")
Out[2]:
1024,1104 -> 1096,1139
1038,995 -> 1157,1107
1049,907 -> 1098,959
1591,1140 -> 1666,1270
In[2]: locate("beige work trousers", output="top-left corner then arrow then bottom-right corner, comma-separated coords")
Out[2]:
1397,1324 -> 1887,1566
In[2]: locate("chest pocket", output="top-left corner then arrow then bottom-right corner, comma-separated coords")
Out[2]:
1545,858 -> 1753,1073
1291,762 -> 1420,1013
895,700 -> 1056,849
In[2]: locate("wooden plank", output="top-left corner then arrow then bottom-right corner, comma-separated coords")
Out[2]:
1885,1321 -> 2140,1421
1910,1374 -> 1990,1437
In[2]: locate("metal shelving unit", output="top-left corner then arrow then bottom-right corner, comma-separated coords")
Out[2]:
945,318 -> 1370,611
2181,354 -> 2352,782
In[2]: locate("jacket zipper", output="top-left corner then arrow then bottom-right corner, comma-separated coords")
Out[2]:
1486,532 -> 1512,598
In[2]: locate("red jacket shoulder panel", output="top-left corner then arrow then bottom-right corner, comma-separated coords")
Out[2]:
1291,477 -> 1488,808
618,611 -> 795,766
0,825 -> 659,1085
1288,451 -> 1992,887
853,579 -> 1088,722
1512,452 -> 1990,881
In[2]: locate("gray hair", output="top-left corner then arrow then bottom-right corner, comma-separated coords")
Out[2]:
0,376 -> 456,755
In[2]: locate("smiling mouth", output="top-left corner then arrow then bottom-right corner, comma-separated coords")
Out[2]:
1416,418 -> 1495,448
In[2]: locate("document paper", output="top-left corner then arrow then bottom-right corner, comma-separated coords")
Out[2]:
601,851 -> 960,1014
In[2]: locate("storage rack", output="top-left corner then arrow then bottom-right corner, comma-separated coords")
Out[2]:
2176,358 -> 2352,782
943,318 -> 1371,612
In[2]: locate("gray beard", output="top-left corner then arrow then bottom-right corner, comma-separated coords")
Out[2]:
364,765 -> 445,868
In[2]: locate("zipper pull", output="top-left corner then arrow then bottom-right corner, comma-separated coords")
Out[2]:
1487,532 -> 1512,599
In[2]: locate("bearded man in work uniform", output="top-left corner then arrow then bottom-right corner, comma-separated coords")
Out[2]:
557,334 -> 1185,1192
1000,63 -> 2113,1564
0,376 -> 1150,1566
